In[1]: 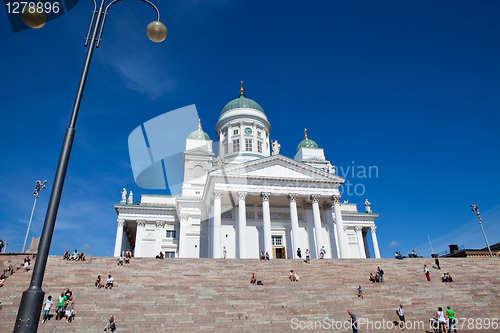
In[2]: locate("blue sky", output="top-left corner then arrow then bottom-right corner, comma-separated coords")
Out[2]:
0,0 -> 498,257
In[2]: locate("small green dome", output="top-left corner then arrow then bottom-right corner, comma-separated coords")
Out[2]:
188,122 -> 210,140
188,129 -> 210,140
221,95 -> 265,116
297,138 -> 319,152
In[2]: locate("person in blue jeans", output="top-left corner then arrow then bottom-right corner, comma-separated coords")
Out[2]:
348,311 -> 358,333
446,306 -> 457,333
41,296 -> 53,324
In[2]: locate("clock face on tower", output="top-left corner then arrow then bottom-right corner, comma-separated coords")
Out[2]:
244,127 -> 252,135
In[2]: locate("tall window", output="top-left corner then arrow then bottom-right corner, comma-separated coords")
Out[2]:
257,131 -> 261,138
245,139 -> 252,152
233,129 -> 239,135
223,142 -> 228,155
233,139 -> 240,152
257,141 -> 262,153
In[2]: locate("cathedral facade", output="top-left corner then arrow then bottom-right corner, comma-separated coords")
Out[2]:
114,86 -> 380,259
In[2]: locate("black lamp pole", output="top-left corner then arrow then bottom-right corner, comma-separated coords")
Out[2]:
13,1 -> 166,332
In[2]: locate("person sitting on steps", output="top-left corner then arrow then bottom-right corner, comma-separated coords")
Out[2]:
289,270 -> 299,281
105,274 -> 114,289
250,273 -> 256,284
95,275 -> 102,289
77,252 -> 85,261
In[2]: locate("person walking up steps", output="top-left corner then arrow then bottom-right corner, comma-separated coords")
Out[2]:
357,285 -> 363,299
41,295 -> 53,323
424,264 -> 431,281
446,306 -> 457,333
397,304 -> 405,330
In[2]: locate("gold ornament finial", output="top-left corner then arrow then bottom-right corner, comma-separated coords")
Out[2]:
240,81 -> 244,96
198,119 -> 201,131
304,128 -> 308,139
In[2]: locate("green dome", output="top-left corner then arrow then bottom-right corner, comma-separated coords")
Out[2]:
221,95 -> 265,116
297,138 -> 319,152
188,129 -> 210,140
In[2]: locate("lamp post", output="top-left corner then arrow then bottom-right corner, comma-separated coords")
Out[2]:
22,180 -> 47,253
470,204 -> 493,258
14,1 -> 167,332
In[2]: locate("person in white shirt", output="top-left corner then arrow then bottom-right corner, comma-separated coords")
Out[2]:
424,264 -> 431,281
106,275 -> 114,289
42,295 -> 53,323
436,307 -> 446,332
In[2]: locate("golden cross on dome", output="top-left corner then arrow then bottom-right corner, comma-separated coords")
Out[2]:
240,81 -> 244,95
304,128 -> 308,139
198,119 -> 201,131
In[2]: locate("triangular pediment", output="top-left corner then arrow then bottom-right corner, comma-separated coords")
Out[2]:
209,155 -> 343,182
184,148 -> 214,156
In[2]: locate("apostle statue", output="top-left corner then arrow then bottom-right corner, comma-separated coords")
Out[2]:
128,191 -> 133,205
365,199 -> 372,213
272,140 -> 281,156
327,162 -> 336,175
121,188 -> 127,203
214,156 -> 224,169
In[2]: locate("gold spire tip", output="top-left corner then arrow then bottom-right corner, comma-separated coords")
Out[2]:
240,81 -> 244,95
198,119 -> 201,131
304,128 -> 308,139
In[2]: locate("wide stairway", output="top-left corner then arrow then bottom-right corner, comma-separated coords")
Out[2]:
1,257 -> 499,332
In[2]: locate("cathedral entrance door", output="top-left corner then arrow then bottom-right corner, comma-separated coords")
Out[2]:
273,247 -> 286,259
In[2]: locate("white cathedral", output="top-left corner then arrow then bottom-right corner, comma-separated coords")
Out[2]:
114,85 -> 381,259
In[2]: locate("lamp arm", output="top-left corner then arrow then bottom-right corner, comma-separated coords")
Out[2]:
96,0 -> 161,48
84,0 -> 98,47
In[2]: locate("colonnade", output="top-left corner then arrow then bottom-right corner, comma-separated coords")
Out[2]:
208,191 -> 381,259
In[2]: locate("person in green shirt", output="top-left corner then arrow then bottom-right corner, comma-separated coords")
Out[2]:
446,306 -> 457,333
56,292 -> 67,320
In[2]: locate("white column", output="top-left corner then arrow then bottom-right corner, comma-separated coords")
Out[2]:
134,220 -> 145,257
114,219 -> 125,257
304,202 -> 317,258
213,191 -> 222,258
355,226 -> 366,258
311,195 -> 324,257
234,206 -> 239,258
370,226 -> 381,258
262,192 -> 273,259
332,195 -> 347,258
207,206 -> 212,258
324,203 -> 339,259
238,191 -> 248,258
288,194 -> 300,258
179,214 -> 188,258
154,220 -> 165,256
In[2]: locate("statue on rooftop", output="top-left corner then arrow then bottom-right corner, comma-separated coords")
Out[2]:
121,188 -> 127,203
128,191 -> 133,204
327,162 -> 336,175
365,199 -> 372,213
272,140 -> 280,156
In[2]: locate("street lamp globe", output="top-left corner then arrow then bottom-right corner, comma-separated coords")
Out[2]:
21,10 -> 46,29
147,21 -> 167,42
